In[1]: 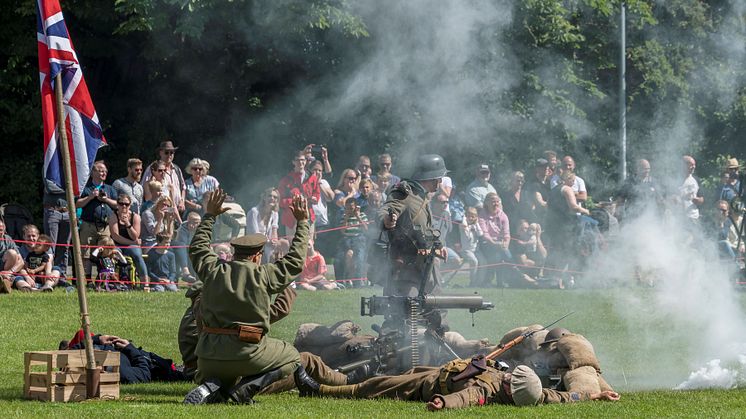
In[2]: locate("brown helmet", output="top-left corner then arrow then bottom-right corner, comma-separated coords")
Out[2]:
539,327 -> 571,347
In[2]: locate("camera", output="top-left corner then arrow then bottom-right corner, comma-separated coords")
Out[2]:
311,144 -> 326,154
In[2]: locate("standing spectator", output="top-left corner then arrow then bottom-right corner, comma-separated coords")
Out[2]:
109,193 -> 150,287
459,207 -> 483,286
615,159 -> 661,222
544,150 -> 559,183
246,187 -> 288,262
372,153 -> 401,186
278,150 -> 320,237
464,164 -> 496,209
296,240 -> 337,291
184,158 -> 220,216
374,174 -> 392,200
545,171 -> 590,281
355,155 -> 373,182
146,233 -> 179,292
559,156 -> 588,203
335,197 -> 368,288
113,158 -> 144,214
141,180 -> 162,213
76,161 -> 118,278
679,155 -> 704,223
431,193 -> 461,269
172,212 -> 201,282
358,179 -> 375,213
142,141 -> 186,213
144,161 -> 175,204
725,158 -> 742,196
713,172 -> 737,206
524,159 -> 551,224
42,178 -> 70,269
310,160 -> 335,246
476,193 -> 511,287
141,196 -> 176,249
333,168 -> 360,223
302,144 -> 333,176
501,171 -> 535,233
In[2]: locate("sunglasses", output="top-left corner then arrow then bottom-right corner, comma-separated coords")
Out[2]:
118,202 -> 131,206
347,176 -> 357,180
155,169 -> 166,173
720,208 -> 729,213
163,150 -> 175,155
192,167 -> 204,171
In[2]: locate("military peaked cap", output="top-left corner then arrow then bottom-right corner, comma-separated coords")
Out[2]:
230,234 -> 267,254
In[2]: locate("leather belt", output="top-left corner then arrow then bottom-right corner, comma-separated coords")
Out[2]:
43,205 -> 68,212
202,325 -> 264,344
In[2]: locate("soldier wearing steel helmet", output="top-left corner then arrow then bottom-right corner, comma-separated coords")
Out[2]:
183,189 -> 310,404
378,154 -> 450,297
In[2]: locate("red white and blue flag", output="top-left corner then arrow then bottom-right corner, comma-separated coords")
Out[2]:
37,0 -> 106,196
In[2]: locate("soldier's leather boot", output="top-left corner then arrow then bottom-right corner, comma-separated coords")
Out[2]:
345,363 -> 373,384
226,367 -> 285,404
183,378 -> 225,404
294,365 -> 320,397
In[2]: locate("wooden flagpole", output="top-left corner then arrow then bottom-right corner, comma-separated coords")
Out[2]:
54,73 -> 100,399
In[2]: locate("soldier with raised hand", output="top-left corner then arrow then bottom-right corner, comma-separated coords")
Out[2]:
184,188 -> 310,404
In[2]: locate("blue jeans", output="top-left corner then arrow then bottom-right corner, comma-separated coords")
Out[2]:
335,235 -> 367,287
120,245 -> 149,281
172,246 -> 194,277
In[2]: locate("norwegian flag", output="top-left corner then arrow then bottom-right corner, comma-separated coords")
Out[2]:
37,0 -> 106,196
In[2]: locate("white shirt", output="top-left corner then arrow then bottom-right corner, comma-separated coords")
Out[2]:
680,175 -> 700,219
313,179 -> 330,226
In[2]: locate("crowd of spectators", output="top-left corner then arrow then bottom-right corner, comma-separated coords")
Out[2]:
0,140 -> 744,294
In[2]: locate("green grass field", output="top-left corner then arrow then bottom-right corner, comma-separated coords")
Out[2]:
2,283 -> 746,417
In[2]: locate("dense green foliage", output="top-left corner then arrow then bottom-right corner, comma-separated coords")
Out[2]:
1,285 -> 746,416
1,1 -> 744,218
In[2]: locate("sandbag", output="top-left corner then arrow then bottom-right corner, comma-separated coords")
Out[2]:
563,365 -> 601,393
556,334 -> 601,372
498,324 -> 543,360
294,320 -> 360,347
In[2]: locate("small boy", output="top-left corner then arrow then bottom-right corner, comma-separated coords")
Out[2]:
141,180 -> 163,212
91,237 -> 130,291
146,233 -> 179,292
459,207 -> 483,286
296,240 -> 337,291
17,234 -> 59,292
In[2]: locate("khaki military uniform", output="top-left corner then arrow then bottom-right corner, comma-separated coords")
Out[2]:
319,358 -> 591,408
259,352 -> 348,395
177,280 -> 298,380
378,180 -> 442,297
189,214 -> 309,385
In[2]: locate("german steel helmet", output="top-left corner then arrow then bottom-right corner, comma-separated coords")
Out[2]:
411,154 -> 449,181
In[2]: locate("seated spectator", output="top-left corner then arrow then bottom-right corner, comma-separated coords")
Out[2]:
0,219 -> 24,293
113,158 -> 144,214
109,194 -> 150,287
464,163 -> 496,209
16,234 -> 59,292
172,212 -> 201,282
90,237 -> 130,291
246,187 -> 288,262
183,158 -> 220,216
296,240 -> 338,291
459,207 -> 483,286
214,243 -> 233,262
141,196 -> 176,249
333,168 -> 360,223
712,199 -> 744,261
334,197 -> 368,288
146,233 -> 179,292
476,192 -> 512,287
109,195 -> 150,283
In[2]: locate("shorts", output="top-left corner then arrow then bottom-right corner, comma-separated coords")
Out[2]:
80,221 -> 110,258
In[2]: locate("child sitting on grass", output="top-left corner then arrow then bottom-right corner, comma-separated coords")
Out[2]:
296,240 -> 337,291
16,235 -> 59,292
91,237 -> 130,291
146,233 -> 179,292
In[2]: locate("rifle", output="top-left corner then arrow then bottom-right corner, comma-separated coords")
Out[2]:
485,311 -> 574,361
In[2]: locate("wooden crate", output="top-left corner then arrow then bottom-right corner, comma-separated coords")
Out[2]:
24,350 -> 120,402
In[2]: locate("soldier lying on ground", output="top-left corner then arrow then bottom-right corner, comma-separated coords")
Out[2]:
61,330 -> 187,384
294,359 -> 619,410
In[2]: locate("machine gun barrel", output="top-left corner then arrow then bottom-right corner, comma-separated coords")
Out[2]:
361,294 -> 493,317
422,295 -> 494,312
